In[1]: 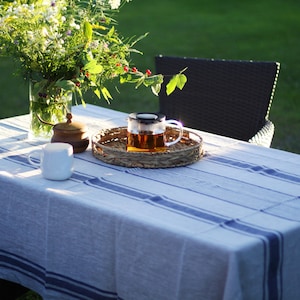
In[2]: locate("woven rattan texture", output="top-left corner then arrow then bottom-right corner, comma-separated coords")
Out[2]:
155,56 -> 280,144
92,127 -> 203,168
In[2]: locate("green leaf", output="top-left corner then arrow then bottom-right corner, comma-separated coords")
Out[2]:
83,21 -> 93,42
84,60 -> 103,74
119,74 -> 128,84
135,77 -> 145,89
120,73 -> 138,84
129,32 -> 149,47
93,88 -> 101,99
166,74 -> 187,95
177,74 -> 187,90
107,26 -> 115,38
143,74 -> 164,87
101,87 -> 113,103
151,84 -> 161,96
166,76 -> 178,95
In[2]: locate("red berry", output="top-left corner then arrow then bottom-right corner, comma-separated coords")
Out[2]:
145,69 -> 152,76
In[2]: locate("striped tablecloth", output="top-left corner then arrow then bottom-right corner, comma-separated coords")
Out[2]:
0,104 -> 300,300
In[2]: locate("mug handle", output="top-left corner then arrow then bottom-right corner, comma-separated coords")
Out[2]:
28,150 -> 41,166
165,120 -> 183,146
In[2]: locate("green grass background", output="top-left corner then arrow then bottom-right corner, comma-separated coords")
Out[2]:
1,0 -> 299,153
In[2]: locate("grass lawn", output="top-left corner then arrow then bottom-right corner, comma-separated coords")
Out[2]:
1,0 -> 299,153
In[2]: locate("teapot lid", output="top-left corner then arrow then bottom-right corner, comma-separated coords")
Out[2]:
128,112 -> 165,124
53,113 -> 87,133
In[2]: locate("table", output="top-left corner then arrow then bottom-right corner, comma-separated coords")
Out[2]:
0,104 -> 300,300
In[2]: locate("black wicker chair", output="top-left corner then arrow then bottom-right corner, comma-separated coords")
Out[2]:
155,56 -> 280,147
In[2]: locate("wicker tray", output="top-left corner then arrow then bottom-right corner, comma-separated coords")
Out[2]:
92,127 -> 203,168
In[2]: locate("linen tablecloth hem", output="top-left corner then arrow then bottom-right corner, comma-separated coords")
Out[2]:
0,249 -> 121,300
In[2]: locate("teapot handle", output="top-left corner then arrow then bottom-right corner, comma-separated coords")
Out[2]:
165,120 -> 183,146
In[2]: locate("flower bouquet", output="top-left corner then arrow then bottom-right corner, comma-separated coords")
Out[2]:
0,0 -> 187,139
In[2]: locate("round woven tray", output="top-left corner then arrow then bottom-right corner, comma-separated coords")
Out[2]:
92,127 -> 203,168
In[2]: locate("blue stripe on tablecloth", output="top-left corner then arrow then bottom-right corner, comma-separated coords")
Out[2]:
1,153 -> 36,167
3,151 -> 295,210
85,177 -> 283,299
2,152 -> 285,299
0,249 -> 122,300
3,146 -> 300,186
0,252 -> 45,285
86,177 -> 150,200
87,177 -> 224,221
149,195 -> 228,223
223,220 -> 283,300
0,122 -> 28,133
45,274 -> 122,300
207,155 -> 300,183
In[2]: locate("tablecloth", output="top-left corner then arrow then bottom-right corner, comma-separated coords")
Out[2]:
0,104 -> 300,300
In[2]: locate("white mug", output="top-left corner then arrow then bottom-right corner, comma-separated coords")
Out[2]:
28,143 -> 74,180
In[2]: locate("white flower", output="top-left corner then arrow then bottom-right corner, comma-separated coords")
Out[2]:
109,0 -> 121,9
69,19 -> 80,30
41,27 -> 49,37
0,0 -> 175,104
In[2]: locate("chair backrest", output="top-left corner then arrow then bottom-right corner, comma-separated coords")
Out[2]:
155,56 -> 280,141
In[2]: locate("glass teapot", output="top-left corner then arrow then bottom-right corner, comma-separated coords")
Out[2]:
127,112 -> 183,152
